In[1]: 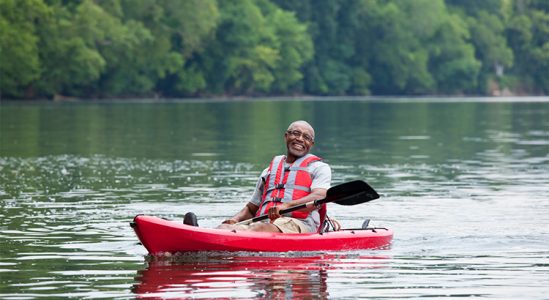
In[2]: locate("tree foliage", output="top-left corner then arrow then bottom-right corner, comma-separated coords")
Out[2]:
1,0 -> 547,99
0,0 -> 47,97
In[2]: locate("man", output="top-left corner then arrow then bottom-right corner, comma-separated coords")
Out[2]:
184,120 -> 331,233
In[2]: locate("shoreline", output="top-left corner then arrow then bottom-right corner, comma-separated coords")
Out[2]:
1,95 -> 548,104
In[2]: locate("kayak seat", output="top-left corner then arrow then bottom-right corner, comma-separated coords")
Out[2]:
183,212 -> 199,227
317,204 -> 326,233
320,215 -> 342,233
318,205 -> 342,233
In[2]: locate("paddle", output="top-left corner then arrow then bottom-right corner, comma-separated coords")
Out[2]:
237,180 -> 379,225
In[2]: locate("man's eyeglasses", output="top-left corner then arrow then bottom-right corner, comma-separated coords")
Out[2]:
286,130 -> 314,143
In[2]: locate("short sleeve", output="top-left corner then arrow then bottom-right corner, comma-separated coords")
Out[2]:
309,161 -> 332,190
249,168 -> 268,206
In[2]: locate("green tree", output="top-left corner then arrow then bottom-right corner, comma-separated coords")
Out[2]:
506,0 -> 549,94
130,0 -> 220,96
470,12 -> 514,93
274,0 -> 367,95
197,0 -> 311,96
363,1 -> 432,94
35,0 -> 109,97
361,0 -> 480,94
259,0 -> 313,94
2,0 -> 548,98
447,0 -> 514,93
201,0 -> 277,94
428,12 -> 481,93
446,0 -> 506,16
0,0 -> 47,98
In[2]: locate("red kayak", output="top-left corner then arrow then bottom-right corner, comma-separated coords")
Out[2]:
131,215 -> 393,254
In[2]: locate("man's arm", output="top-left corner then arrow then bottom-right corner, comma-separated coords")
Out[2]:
221,202 -> 259,224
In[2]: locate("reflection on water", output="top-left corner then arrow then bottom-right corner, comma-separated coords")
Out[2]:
132,249 -> 549,299
1,99 -> 548,298
134,253 -> 389,299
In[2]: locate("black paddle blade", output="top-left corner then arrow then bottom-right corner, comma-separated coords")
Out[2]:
325,180 -> 379,206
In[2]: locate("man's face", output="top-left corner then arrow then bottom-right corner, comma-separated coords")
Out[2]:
285,123 -> 315,159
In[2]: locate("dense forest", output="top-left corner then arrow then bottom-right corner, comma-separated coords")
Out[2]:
1,0 -> 548,100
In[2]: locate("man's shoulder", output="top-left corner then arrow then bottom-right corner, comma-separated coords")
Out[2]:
309,157 -> 330,167
309,159 -> 331,175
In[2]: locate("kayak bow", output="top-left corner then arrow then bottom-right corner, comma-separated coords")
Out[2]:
131,215 -> 393,254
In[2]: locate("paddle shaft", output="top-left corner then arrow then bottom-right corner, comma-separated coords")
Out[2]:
237,199 -> 321,225
235,180 -> 377,226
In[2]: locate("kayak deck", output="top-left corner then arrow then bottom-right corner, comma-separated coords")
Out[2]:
132,215 -> 393,254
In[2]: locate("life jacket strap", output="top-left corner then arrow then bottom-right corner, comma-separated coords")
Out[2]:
262,197 -> 283,205
265,183 -> 310,194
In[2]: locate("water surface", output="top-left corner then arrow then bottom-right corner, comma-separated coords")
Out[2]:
1,98 -> 548,298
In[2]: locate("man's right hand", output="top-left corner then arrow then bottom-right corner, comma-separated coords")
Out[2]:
221,219 -> 237,225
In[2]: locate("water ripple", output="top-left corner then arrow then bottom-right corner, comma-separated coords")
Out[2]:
1,110 -> 549,298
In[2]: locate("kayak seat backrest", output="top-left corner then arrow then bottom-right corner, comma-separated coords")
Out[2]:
317,204 -> 327,233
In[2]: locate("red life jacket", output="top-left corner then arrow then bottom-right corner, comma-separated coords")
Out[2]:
256,154 -> 323,221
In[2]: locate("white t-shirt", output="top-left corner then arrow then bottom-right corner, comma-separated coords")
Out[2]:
249,159 -> 332,232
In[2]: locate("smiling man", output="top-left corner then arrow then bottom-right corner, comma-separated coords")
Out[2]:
211,120 -> 332,233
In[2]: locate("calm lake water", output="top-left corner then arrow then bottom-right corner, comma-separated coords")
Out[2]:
1,98 -> 548,299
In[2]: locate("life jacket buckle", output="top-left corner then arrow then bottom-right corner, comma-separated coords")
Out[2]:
272,197 -> 283,202
275,183 -> 285,189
